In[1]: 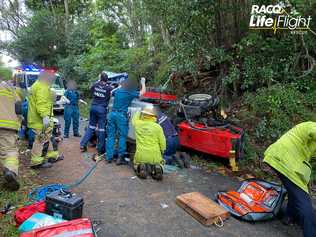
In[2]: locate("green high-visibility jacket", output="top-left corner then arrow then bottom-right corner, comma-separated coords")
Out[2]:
132,112 -> 166,165
0,81 -> 20,130
264,122 -> 316,193
27,80 -> 53,130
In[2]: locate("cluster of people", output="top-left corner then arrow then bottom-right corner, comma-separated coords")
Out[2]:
77,72 -> 187,180
0,71 -> 63,191
0,70 -> 185,192
1,70 -> 315,237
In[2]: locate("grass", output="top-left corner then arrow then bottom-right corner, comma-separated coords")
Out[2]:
79,99 -> 91,119
0,150 -> 41,236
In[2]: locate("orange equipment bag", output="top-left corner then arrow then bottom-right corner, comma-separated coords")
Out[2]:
217,179 -> 286,221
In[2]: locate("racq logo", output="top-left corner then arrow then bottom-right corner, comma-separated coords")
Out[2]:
249,4 -> 312,34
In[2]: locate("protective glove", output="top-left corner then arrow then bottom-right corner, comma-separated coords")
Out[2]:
43,116 -> 50,129
79,99 -> 88,105
140,77 -> 146,85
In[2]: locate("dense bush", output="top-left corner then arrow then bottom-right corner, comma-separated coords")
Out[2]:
0,61 -> 11,81
245,84 -> 315,145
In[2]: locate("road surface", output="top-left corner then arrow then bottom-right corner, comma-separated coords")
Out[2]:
37,116 -> 305,237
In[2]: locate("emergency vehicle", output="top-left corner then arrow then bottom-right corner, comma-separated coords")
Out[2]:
13,65 -> 66,112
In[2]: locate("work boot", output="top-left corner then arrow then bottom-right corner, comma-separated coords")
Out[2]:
174,155 -> 185,168
116,156 -> 127,166
31,161 -> 53,169
281,216 -> 296,226
136,164 -> 148,179
151,165 -> 163,181
180,153 -> 191,168
80,146 -> 87,152
3,168 -> 20,191
74,133 -> 81,137
106,159 -> 112,164
48,154 -> 64,163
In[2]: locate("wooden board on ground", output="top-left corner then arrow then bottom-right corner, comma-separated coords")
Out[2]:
176,192 -> 229,226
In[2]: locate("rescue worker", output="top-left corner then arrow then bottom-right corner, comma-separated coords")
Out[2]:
157,109 -> 189,168
63,80 -> 86,138
0,77 -> 22,190
106,77 -> 146,164
263,122 -> 316,237
39,118 -> 63,164
27,71 -> 56,168
132,107 -> 166,180
80,72 -> 112,154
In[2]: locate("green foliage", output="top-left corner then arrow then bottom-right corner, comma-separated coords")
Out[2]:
245,84 -> 315,143
0,59 -> 12,81
9,9 -> 66,65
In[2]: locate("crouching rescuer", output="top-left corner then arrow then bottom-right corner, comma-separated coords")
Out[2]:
0,79 -> 22,190
132,106 -> 166,180
263,122 -> 316,237
27,71 -> 57,168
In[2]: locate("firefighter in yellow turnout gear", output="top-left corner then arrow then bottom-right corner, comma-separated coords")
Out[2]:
132,107 -> 166,180
27,71 -> 57,168
0,79 -> 22,190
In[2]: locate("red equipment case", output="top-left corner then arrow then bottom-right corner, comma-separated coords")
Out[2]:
178,121 -> 244,159
14,201 -> 46,227
20,218 -> 95,237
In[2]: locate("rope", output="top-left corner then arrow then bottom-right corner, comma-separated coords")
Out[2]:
29,153 -> 105,201
214,216 -> 224,228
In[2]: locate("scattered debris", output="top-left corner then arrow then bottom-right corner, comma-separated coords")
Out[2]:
164,165 -> 180,174
160,203 -> 169,209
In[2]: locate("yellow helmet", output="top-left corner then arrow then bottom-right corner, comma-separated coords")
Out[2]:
141,106 -> 157,117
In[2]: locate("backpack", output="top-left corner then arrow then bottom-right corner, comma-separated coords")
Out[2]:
217,179 -> 286,221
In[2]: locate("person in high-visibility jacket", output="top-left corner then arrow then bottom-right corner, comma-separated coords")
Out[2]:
0,78 -> 22,190
264,122 -> 316,237
27,71 -> 56,168
132,107 -> 166,180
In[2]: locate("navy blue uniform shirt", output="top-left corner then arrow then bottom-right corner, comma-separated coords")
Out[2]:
91,81 -> 112,107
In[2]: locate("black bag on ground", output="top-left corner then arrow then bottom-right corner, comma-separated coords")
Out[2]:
45,190 -> 84,220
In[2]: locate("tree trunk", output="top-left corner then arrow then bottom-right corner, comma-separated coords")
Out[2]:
64,0 -> 69,35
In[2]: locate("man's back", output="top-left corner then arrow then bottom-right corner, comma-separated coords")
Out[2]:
112,88 -> 139,113
27,80 -> 52,130
91,81 -> 112,107
132,112 -> 166,165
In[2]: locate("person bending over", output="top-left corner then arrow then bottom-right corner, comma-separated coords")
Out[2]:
263,121 -> 316,237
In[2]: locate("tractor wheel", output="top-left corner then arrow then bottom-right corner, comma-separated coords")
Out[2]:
181,94 -> 219,113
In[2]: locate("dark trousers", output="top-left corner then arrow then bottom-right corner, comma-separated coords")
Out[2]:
80,105 -> 107,154
278,172 -> 316,237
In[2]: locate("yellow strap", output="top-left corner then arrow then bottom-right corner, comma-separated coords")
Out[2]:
3,156 -> 19,166
0,120 -> 20,130
0,91 -> 14,98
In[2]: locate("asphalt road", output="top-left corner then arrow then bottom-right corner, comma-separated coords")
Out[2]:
38,115 -> 305,237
